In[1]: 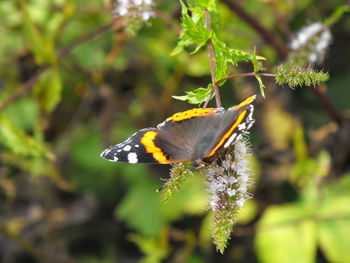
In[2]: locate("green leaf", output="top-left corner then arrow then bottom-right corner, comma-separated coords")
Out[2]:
4,98 -> 39,131
256,203 -> 317,263
70,131 -> 117,173
252,48 -> 265,73
324,5 -> 350,26
34,67 -> 62,113
252,48 -> 266,97
171,1 -> 211,56
129,230 -> 169,263
0,113 -> 46,157
187,0 -> 216,10
117,178 -> 164,236
172,86 -> 213,105
212,37 -> 259,82
318,219 -> 350,263
318,194 -> 350,263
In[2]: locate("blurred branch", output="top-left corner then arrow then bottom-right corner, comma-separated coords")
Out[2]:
0,66 -> 48,110
220,0 -> 344,125
220,0 -> 289,59
57,22 -> 113,57
0,22 -> 113,111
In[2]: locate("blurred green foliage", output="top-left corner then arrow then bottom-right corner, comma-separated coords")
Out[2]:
0,0 -> 350,262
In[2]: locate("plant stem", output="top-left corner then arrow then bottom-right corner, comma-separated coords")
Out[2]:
216,72 -> 276,84
204,10 -> 221,108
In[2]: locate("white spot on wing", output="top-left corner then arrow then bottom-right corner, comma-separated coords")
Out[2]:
224,133 -> 237,148
238,123 -> 247,130
128,152 -> 138,163
123,145 -> 131,151
135,144 -> 139,148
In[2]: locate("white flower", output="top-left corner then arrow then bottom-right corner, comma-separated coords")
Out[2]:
202,136 -> 254,212
290,23 -> 323,50
113,0 -> 155,22
236,198 -> 246,207
290,22 -> 332,64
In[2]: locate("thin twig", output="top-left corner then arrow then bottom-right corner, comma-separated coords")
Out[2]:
204,10 -> 221,108
0,66 -> 48,110
216,72 -> 276,84
220,0 -> 344,125
0,22 -> 113,111
58,22 -> 112,57
203,89 -> 214,108
311,84 -> 343,125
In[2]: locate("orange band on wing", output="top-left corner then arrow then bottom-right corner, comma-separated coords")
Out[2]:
167,108 -> 216,122
231,95 -> 256,110
140,131 -> 169,163
205,110 -> 248,157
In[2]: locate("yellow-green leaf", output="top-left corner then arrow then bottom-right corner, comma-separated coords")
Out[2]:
34,68 -> 62,113
0,113 -> 45,157
256,203 -> 317,263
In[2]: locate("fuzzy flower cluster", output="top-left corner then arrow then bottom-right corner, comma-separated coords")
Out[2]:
113,0 -> 155,22
204,138 -> 253,211
200,137 -> 254,253
290,22 -> 332,64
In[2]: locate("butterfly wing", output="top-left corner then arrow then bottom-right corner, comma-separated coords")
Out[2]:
100,108 -> 223,164
203,103 -> 255,160
156,108 -> 227,162
100,128 -> 161,163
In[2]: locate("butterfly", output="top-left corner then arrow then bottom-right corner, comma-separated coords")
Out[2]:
101,95 -> 255,167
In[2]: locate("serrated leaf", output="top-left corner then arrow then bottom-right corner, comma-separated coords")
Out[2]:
34,68 -> 62,113
252,48 -> 266,97
212,37 -> 258,82
252,48 -> 265,72
171,1 -> 211,56
172,86 -> 212,105
256,203 -> 317,263
255,75 -> 266,98
0,113 -> 46,157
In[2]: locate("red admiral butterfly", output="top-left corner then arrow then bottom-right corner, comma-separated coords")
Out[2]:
101,95 -> 256,167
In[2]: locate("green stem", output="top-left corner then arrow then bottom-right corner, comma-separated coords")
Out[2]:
204,9 -> 221,108
216,72 -> 276,84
